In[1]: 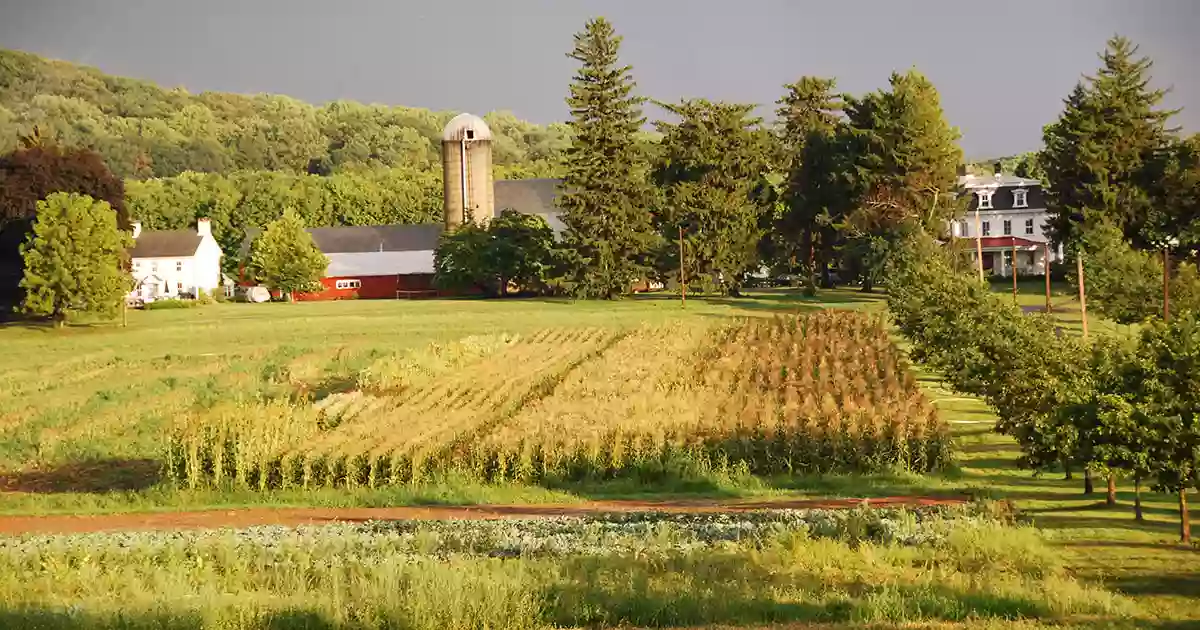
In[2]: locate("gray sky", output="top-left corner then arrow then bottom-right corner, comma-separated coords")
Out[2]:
0,0 -> 1197,158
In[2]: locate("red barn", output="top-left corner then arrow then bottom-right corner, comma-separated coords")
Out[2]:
237,179 -> 566,301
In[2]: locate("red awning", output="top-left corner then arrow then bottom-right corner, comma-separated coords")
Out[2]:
969,237 -> 1043,248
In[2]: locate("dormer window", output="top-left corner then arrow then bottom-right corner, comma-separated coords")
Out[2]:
1013,188 -> 1029,209
978,191 -> 994,210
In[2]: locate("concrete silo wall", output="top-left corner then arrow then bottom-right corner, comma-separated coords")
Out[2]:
441,140 -> 494,228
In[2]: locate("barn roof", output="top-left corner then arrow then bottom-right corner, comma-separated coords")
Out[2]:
130,231 -> 202,258
494,178 -> 562,217
241,224 -> 443,256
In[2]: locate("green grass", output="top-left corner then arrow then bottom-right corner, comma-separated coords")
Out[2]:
0,509 -> 1138,629
2,286 -> 1198,627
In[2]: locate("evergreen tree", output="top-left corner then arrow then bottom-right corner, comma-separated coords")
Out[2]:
1040,36 -> 1177,251
247,210 -> 328,301
557,17 -> 658,299
841,70 -> 963,290
19,192 -> 132,327
774,77 -> 850,292
844,70 -> 963,232
652,99 -> 771,295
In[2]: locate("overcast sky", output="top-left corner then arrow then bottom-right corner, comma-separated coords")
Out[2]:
0,0 -> 1196,158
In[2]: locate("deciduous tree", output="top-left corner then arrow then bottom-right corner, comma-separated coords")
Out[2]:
19,192 -> 131,326
247,210 -> 328,301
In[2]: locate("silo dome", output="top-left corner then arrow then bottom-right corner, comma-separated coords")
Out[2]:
442,113 -> 493,142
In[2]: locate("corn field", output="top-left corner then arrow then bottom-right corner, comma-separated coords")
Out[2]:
167,312 -> 950,488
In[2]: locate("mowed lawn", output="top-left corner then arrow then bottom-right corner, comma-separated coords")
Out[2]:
1,286 -> 1197,624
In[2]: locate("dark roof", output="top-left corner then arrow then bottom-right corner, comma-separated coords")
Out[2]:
494,178 -> 563,217
130,231 -> 202,258
241,223 -> 443,256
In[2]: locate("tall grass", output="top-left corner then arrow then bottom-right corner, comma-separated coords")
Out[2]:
0,511 -> 1135,629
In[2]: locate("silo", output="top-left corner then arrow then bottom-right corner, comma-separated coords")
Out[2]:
442,113 -> 494,229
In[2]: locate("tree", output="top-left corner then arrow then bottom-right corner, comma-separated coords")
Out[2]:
0,143 -> 127,314
433,210 -> 559,297
247,210 -> 328,301
652,99 -> 772,295
1130,314 -> 1200,544
774,77 -> 850,293
841,70 -> 963,290
1040,36 -> 1177,251
844,70 -> 963,232
557,17 -> 658,299
18,192 -> 131,327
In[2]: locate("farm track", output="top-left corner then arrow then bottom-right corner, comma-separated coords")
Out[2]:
0,495 -> 967,535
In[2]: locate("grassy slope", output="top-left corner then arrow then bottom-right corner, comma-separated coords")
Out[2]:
1,286 -> 1197,625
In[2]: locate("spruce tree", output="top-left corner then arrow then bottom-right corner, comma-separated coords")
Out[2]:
558,17 -> 657,299
248,210 -> 328,301
1040,36 -> 1177,251
19,192 -> 132,327
652,99 -> 771,295
775,77 -> 849,292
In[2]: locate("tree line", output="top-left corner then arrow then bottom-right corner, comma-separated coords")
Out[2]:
0,49 -> 570,180
437,17 -> 963,298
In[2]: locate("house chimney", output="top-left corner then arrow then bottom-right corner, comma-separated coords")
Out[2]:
197,218 -> 212,238
131,221 -> 142,239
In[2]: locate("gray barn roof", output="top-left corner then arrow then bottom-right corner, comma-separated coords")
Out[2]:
130,231 -> 202,258
240,224 -> 443,256
494,178 -> 563,217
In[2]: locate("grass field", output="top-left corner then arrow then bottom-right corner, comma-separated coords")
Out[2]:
0,286 -> 1197,628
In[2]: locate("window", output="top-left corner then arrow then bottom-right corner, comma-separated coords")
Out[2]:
133,261 -> 141,270
1027,252 -> 1036,266
151,262 -> 158,273
982,221 -> 991,236
175,261 -> 183,272
1003,220 -> 1012,236
1025,218 -> 1035,235
176,282 -> 183,293
335,279 -> 361,290
1013,188 -> 1029,208
978,191 -> 994,210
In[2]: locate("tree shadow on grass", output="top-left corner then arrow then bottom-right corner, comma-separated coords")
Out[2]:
0,459 -> 161,493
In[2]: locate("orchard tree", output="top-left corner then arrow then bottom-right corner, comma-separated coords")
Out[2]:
1040,36 -> 1177,251
652,99 -> 771,295
247,210 -> 328,301
19,192 -> 132,327
557,17 -> 658,298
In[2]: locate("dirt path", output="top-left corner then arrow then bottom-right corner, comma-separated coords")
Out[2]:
0,496 -> 966,535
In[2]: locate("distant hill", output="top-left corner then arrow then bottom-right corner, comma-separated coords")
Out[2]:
0,49 -> 570,179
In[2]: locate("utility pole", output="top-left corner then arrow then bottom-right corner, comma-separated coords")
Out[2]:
1012,239 -> 1019,302
974,208 -> 984,282
1163,246 -> 1171,322
1044,242 -> 1052,314
678,224 -> 686,307
1077,253 -> 1089,339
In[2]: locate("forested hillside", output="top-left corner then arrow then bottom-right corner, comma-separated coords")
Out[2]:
0,49 -> 571,180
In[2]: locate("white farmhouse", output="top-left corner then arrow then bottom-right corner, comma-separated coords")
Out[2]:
950,173 -> 1063,277
129,218 -> 223,301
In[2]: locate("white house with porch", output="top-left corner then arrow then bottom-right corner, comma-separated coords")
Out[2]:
949,173 -> 1062,277
128,218 -> 224,302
